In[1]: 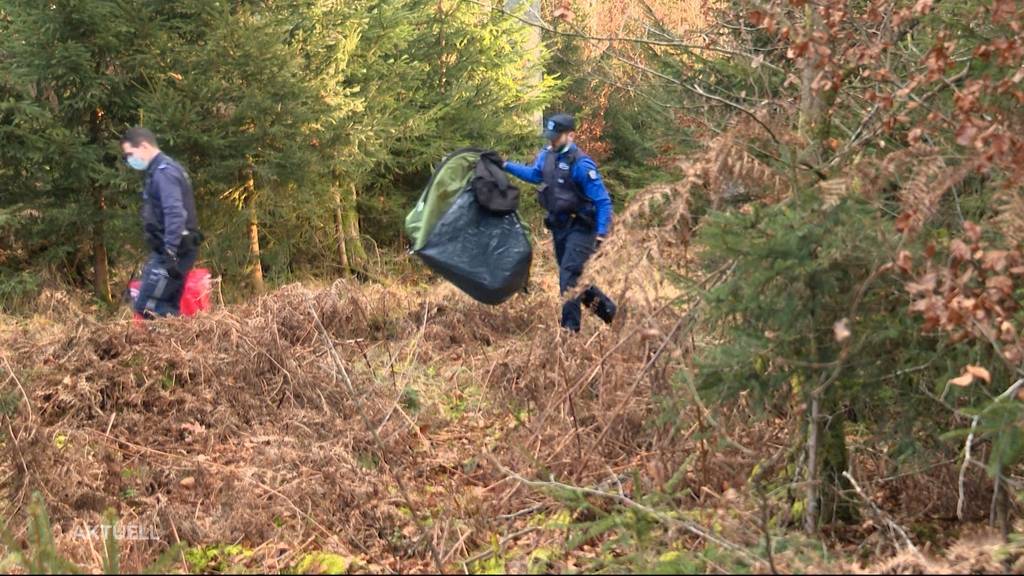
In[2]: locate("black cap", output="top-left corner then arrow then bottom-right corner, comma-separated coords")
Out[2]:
543,113 -> 575,139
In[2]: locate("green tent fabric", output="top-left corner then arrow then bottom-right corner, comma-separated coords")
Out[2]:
405,148 -> 533,305
405,149 -> 481,250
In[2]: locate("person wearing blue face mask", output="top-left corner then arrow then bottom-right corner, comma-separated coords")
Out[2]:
497,113 -> 617,333
120,127 -> 202,318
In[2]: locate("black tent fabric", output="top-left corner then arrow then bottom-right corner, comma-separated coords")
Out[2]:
416,189 -> 532,305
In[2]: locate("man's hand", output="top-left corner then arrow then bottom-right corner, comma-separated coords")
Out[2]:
164,248 -> 182,280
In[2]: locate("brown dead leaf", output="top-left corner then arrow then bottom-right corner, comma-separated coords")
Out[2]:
833,318 -> 852,344
747,9 -> 766,26
641,329 -> 663,340
552,7 -> 575,21
896,250 -> 914,274
949,239 -> 971,262
951,295 -> 977,312
906,273 -> 938,295
949,372 -> 974,387
963,221 -> 982,243
1004,345 -> 1024,365
895,211 -> 915,233
1000,321 -> 1017,342
993,0 -> 1017,23
982,250 -> 1010,272
179,476 -> 196,489
965,365 -> 991,384
914,0 -> 934,14
986,275 -> 1014,296
956,122 -> 979,147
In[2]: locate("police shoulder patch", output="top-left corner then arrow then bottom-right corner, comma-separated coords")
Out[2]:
588,169 -> 599,180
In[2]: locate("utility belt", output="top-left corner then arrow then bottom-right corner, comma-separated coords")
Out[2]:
146,228 -> 204,254
544,210 -> 595,231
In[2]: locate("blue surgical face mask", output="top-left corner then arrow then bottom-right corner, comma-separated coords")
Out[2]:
126,155 -> 149,171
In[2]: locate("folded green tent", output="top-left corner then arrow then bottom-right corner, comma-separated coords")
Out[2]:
405,149 -> 532,305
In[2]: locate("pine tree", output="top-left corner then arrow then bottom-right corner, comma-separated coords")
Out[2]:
0,0 -> 156,302
141,0 -> 322,292
287,0 -> 417,276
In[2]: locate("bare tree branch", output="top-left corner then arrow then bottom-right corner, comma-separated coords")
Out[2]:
957,377 -> 1024,521
843,470 -> 923,558
468,0 -> 768,62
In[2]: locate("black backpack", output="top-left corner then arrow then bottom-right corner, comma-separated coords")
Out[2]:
472,151 -> 520,214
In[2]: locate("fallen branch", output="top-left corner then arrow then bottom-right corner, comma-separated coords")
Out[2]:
842,470 -> 922,559
484,453 -> 759,564
2,356 -> 33,425
458,527 -> 538,568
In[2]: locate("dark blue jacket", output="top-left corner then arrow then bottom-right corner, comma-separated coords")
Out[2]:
504,143 -> 613,236
141,152 -> 198,255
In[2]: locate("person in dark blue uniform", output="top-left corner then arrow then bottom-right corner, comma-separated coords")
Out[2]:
120,127 -> 201,318
501,114 -> 617,332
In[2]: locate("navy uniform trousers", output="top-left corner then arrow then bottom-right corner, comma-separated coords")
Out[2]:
133,248 -> 197,317
551,219 -> 616,332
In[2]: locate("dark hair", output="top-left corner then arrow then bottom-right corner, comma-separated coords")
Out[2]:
120,127 -> 158,147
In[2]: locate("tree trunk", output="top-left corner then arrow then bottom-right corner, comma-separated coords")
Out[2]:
342,183 -> 368,273
805,392 -> 821,534
507,0 -> 544,126
92,188 -> 111,303
333,188 -> 351,277
992,470 -> 1011,540
798,3 -> 831,172
805,366 -> 857,532
818,392 -> 858,525
245,170 -> 265,293
88,106 -> 111,303
437,0 -> 447,94
248,201 -> 265,294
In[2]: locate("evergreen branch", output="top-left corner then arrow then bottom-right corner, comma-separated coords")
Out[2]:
602,50 -> 783,150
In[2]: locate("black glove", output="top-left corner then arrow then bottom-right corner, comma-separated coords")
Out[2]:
164,248 -> 183,280
481,150 -> 505,168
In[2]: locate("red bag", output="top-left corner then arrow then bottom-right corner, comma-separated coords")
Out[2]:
180,268 -> 212,316
128,268 -> 212,321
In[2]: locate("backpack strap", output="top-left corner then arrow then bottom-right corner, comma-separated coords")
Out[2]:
560,148 -> 591,205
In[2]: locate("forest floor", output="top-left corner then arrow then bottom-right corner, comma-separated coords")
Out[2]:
1,181 -> 1022,574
